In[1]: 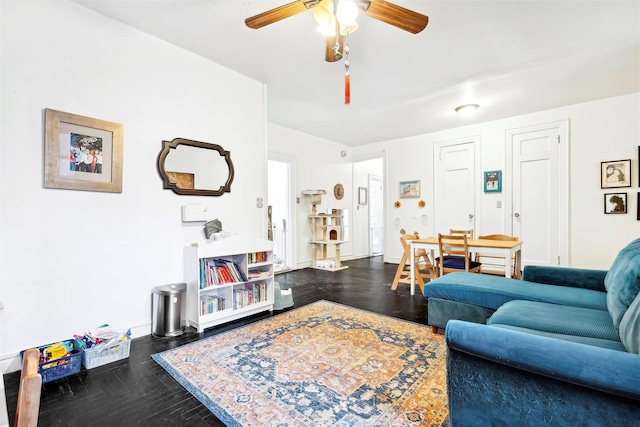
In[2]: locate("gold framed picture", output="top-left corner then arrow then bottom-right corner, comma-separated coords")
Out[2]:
45,108 -> 123,193
399,180 -> 420,198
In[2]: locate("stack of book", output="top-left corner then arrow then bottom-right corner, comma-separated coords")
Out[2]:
248,271 -> 271,279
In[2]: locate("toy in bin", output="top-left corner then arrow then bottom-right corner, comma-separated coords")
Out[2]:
25,339 -> 83,383
78,324 -> 132,369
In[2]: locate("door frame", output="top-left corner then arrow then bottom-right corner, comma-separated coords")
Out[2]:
433,136 -> 482,235
505,119 -> 569,266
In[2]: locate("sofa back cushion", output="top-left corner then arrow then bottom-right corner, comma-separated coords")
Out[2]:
619,293 -> 640,353
605,238 -> 640,334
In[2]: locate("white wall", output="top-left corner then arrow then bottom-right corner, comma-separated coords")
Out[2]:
0,1 -> 267,368
356,93 -> 640,268
268,124 -> 352,268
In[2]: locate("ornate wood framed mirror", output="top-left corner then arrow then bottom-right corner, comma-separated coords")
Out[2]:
157,137 -> 234,196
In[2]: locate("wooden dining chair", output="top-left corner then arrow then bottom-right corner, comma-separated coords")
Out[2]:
449,229 -> 474,239
15,348 -> 41,427
434,229 -> 475,271
475,234 -> 520,279
391,231 -> 436,292
437,233 -> 482,276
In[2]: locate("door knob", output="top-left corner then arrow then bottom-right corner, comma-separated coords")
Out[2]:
469,214 -> 474,219
514,213 -> 520,217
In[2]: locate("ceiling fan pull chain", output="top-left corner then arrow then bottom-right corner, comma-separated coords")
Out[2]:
344,32 -> 350,105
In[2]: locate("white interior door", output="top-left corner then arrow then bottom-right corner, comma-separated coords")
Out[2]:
434,139 -> 477,235
508,121 -> 568,267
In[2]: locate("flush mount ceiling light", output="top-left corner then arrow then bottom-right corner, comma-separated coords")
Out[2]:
455,104 -> 480,117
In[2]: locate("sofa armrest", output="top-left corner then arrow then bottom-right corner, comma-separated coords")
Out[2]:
446,320 -> 640,399
445,320 -> 640,426
522,265 -> 607,291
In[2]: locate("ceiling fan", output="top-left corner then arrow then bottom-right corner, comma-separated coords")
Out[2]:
245,0 -> 429,63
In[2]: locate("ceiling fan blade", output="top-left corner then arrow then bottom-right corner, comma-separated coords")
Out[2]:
245,0 -> 321,29
361,0 -> 429,34
325,33 -> 344,62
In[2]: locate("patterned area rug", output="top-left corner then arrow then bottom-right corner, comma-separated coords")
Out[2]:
152,300 -> 448,426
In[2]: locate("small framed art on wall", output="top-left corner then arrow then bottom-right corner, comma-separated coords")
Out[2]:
483,170 -> 502,193
399,180 -> 420,198
604,192 -> 627,214
601,159 -> 631,189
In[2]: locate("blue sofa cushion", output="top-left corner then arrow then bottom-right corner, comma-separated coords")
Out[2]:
619,293 -> 640,353
487,300 -> 620,342
523,265 -> 607,291
605,237 -> 640,331
442,257 -> 482,271
424,272 -> 607,311
488,324 -> 628,352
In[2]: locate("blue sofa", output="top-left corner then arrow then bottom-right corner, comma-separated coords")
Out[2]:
424,238 -> 640,425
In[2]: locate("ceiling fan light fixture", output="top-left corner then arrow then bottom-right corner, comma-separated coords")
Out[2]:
312,2 -> 333,25
340,21 -> 359,35
336,0 -> 358,25
317,22 -> 336,36
455,104 -> 479,117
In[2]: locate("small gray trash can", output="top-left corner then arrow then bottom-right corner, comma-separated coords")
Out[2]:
152,282 -> 186,337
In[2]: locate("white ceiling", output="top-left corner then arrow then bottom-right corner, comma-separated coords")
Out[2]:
74,0 -> 640,147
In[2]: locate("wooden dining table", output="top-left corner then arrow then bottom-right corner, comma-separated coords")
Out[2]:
409,237 -> 523,295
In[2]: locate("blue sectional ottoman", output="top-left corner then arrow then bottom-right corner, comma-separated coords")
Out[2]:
424,266 -> 608,331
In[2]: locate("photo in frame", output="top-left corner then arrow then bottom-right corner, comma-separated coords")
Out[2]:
399,180 -> 420,198
604,192 -> 627,214
358,187 -> 368,205
45,108 -> 123,193
601,159 -> 631,189
483,170 -> 502,193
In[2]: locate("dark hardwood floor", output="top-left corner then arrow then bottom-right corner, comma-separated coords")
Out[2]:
4,256 -> 429,426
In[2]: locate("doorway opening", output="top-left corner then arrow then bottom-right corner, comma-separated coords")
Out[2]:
268,157 -> 294,273
353,155 -> 384,258
369,174 -> 383,256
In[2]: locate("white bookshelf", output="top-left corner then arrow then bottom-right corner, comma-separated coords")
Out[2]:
183,235 -> 274,332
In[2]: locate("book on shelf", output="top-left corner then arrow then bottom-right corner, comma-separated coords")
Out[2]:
248,251 -> 268,264
200,294 -> 225,315
232,282 -> 267,310
199,258 -> 248,289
